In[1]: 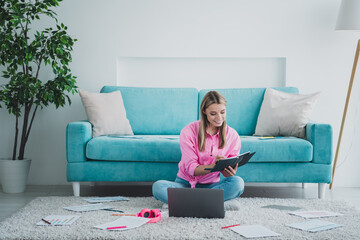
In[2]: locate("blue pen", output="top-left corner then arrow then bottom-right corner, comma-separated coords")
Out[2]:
103,209 -> 124,213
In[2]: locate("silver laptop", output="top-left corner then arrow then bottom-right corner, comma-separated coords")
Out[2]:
167,188 -> 225,218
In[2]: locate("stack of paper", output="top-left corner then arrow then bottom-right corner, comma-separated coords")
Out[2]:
289,210 -> 343,219
286,219 -> 343,232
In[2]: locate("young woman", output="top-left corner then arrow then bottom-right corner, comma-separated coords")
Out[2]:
152,91 -> 244,208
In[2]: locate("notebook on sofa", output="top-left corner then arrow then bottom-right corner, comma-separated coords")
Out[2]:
167,188 -> 225,218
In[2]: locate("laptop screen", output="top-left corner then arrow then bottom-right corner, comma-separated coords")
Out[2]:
167,188 -> 225,218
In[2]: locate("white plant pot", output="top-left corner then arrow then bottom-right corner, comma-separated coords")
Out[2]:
0,158 -> 31,193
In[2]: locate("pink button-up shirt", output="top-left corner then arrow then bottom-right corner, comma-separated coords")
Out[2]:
177,120 -> 241,188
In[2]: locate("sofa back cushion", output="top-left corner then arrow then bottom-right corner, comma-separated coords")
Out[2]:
101,86 -> 198,135
199,87 -> 299,135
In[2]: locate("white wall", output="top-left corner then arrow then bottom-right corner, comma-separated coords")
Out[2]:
1,0 -> 359,187
116,57 -> 286,88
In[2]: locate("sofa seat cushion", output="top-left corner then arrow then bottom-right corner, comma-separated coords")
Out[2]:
86,135 -> 312,163
86,135 -> 181,162
240,136 -> 313,163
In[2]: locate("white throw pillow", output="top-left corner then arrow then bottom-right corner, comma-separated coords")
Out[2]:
254,88 -> 320,138
78,89 -> 133,138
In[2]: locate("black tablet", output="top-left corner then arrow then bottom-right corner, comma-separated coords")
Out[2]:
204,151 -> 255,172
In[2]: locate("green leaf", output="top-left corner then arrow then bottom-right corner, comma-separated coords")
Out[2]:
0,0 -> 77,159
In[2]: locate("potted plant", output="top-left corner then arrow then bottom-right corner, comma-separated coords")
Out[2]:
0,0 -> 77,193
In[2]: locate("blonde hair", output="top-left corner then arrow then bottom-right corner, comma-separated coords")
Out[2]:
198,91 -> 227,152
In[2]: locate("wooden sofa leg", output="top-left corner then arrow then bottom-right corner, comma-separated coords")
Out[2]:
72,182 -> 80,197
318,183 -> 326,199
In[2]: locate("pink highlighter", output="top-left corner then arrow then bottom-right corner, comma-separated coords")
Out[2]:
107,226 -> 126,230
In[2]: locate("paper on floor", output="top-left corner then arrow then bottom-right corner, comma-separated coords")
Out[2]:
64,203 -> 113,212
93,216 -> 151,231
83,196 -> 129,203
286,219 -> 344,232
230,225 -> 281,238
289,210 -> 343,219
261,205 -> 301,211
36,215 -> 80,226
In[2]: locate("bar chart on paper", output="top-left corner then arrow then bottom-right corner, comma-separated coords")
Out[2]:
36,215 -> 80,226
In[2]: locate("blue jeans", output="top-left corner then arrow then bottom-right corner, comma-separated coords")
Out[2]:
152,176 -> 244,204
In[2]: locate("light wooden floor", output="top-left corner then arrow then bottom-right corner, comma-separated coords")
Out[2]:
1,183 -> 360,222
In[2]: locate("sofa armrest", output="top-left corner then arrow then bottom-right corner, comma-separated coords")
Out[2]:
66,121 -> 92,163
306,122 -> 333,164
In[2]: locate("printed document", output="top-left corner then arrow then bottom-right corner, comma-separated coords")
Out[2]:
230,225 -> 281,238
93,216 -> 150,231
83,196 -> 129,203
289,210 -> 343,219
64,203 -> 113,212
286,219 -> 343,232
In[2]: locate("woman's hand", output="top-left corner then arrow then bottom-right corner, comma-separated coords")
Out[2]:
207,155 -> 225,169
194,155 -> 225,176
222,163 -> 238,178
209,155 -> 225,169
214,155 -> 225,163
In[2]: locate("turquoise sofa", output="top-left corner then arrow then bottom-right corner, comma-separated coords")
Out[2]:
66,86 -> 333,198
